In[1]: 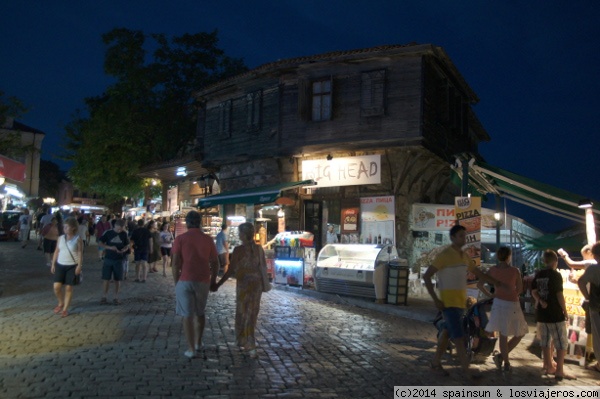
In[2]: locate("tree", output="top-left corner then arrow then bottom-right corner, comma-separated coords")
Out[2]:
38,159 -> 65,199
63,28 -> 247,205
0,90 -> 28,158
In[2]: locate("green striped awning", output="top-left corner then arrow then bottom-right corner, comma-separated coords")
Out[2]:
198,180 -> 315,208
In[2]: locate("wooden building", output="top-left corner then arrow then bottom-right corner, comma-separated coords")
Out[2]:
194,43 -> 490,252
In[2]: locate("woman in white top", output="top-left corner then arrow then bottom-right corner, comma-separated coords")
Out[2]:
159,222 -> 174,277
50,217 -> 83,318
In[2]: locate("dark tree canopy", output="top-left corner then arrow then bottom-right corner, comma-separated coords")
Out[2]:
0,90 -> 28,158
63,28 -> 247,204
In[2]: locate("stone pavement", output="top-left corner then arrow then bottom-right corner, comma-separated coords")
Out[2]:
0,238 -> 599,399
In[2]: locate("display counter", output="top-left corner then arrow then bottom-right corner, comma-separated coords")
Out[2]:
314,244 -> 398,300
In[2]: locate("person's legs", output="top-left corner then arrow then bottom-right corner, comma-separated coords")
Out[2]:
182,316 -> 196,353
432,330 -> 450,368
53,282 -> 64,307
63,285 -> 73,311
141,260 -> 148,281
195,315 -> 206,348
589,311 -> 600,368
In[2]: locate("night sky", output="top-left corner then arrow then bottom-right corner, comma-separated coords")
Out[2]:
1,1 -> 599,233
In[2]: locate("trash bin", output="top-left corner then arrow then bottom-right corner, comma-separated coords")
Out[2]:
373,261 -> 389,304
387,260 -> 409,305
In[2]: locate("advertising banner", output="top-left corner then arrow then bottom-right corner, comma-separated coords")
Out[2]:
359,196 -> 395,245
0,155 -> 26,182
455,196 -> 482,267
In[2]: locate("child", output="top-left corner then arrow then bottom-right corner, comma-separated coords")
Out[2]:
531,249 -> 576,380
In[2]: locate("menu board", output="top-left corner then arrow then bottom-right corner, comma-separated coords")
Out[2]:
359,196 -> 395,246
455,196 -> 482,267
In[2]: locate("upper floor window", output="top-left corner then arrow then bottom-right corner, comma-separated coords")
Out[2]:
361,70 -> 385,116
246,90 -> 262,131
312,79 -> 332,121
219,100 -> 232,138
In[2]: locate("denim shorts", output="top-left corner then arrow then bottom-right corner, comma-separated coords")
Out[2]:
134,251 -> 148,262
175,281 -> 210,317
442,307 -> 466,340
102,258 -> 124,281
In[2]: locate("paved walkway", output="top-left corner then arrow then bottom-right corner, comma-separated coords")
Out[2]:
0,238 -> 598,398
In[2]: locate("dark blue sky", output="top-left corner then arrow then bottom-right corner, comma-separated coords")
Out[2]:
1,1 -> 599,232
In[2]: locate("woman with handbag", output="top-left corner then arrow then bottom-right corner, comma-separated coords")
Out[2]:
213,222 -> 269,358
50,217 -> 83,318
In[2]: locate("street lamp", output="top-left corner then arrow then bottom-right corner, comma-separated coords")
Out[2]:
494,211 -> 502,263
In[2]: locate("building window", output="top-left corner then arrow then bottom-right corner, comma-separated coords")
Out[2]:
246,90 -> 262,131
361,70 -> 385,116
219,100 -> 232,137
312,79 -> 332,121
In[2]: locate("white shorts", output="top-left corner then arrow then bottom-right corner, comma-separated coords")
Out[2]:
537,321 -> 568,350
175,281 -> 210,317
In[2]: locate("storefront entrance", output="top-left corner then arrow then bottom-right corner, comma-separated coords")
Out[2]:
304,200 -> 322,253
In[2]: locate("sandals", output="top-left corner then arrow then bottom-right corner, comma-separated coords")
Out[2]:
61,310 -> 68,318
430,362 -> 449,376
555,373 -> 577,381
53,305 -> 62,314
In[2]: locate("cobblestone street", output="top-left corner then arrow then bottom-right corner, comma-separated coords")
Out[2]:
0,238 -> 598,398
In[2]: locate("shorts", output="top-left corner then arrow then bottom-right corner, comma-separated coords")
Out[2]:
54,263 -> 77,285
134,251 -> 149,262
175,281 -> 210,317
43,238 -> 57,254
537,321 -> 568,350
102,258 -> 124,281
160,247 -> 171,257
442,307 -> 466,340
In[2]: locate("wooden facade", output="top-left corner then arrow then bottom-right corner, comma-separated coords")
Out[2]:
194,43 -> 490,251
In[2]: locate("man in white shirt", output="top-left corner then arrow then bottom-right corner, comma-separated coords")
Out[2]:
18,209 -> 33,248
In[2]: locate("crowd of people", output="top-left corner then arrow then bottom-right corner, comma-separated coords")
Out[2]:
13,206 -> 268,361
10,206 -> 600,375
424,224 -> 600,382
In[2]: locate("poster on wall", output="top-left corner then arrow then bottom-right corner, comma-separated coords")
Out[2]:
359,196 -> 395,245
455,196 -> 482,268
411,203 -> 457,231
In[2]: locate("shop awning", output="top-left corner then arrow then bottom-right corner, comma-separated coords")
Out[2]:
0,155 -> 26,182
198,180 -> 316,208
453,160 -> 600,223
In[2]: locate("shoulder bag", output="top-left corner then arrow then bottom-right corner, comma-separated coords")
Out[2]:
256,244 -> 272,292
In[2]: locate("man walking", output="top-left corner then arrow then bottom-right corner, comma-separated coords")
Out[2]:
423,224 -> 499,379
130,219 -> 152,282
171,210 -> 219,359
98,219 -> 130,305
18,209 -> 32,248
215,223 -> 229,276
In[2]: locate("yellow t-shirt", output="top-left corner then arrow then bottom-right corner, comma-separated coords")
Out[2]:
431,245 -> 476,308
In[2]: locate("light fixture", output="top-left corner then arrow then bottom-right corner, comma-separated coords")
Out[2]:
494,212 -> 501,221
277,207 -> 285,218
176,167 -> 187,177
0,176 -> 5,186
326,154 -> 333,161
578,199 -> 593,209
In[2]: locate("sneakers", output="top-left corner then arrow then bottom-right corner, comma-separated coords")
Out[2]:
493,352 -> 503,370
184,350 -> 197,359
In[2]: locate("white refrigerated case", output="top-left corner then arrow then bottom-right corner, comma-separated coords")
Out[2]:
314,244 -> 399,299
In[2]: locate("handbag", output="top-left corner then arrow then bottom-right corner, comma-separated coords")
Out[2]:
256,244 -> 272,292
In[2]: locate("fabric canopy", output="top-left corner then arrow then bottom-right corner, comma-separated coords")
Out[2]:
198,180 -> 316,208
453,160 -> 600,223
0,155 -> 26,182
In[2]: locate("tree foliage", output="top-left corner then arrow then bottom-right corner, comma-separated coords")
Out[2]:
0,90 -> 28,158
63,28 -> 247,205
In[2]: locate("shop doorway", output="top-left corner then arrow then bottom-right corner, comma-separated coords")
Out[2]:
304,201 -> 322,253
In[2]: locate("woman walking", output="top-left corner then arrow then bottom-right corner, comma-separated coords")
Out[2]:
478,246 -> 529,371
214,222 -> 267,358
50,217 -> 83,318
147,220 -> 162,273
159,222 -> 174,276
42,217 -> 59,267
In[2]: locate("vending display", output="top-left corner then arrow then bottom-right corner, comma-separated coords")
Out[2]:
314,244 -> 398,299
226,216 -> 246,249
270,231 -> 315,287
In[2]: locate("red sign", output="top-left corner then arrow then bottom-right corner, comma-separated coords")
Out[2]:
341,207 -> 359,233
0,155 -> 26,182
